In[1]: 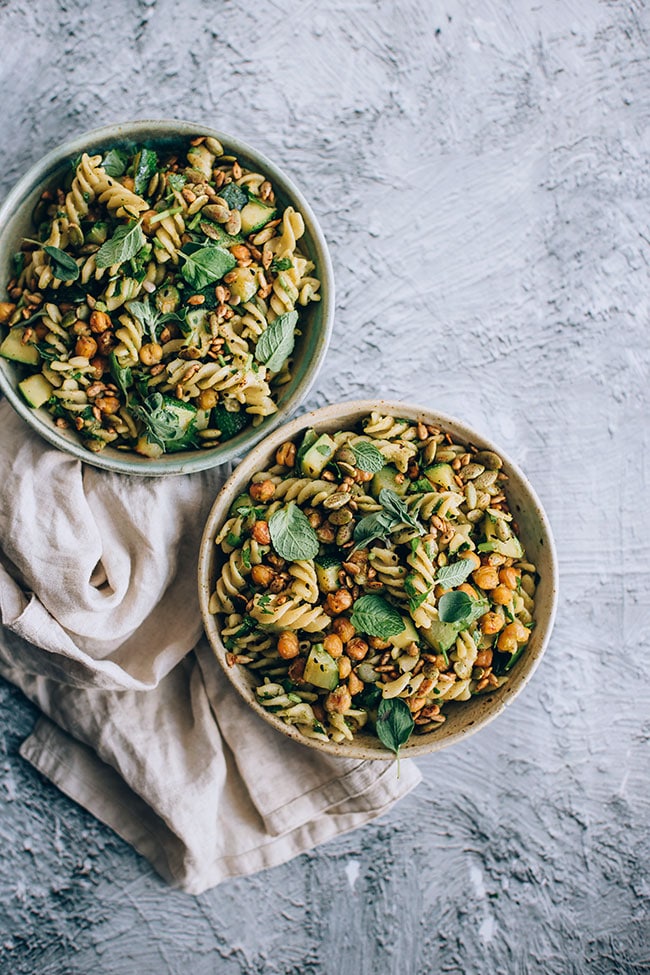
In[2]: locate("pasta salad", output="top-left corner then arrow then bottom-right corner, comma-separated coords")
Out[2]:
0,136 -> 320,456
208,412 -> 538,755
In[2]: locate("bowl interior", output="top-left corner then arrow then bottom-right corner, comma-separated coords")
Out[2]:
198,399 -> 558,760
0,120 -> 333,475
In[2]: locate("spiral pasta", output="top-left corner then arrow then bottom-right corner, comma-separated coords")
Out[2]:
209,413 -> 538,751
2,137 -> 321,457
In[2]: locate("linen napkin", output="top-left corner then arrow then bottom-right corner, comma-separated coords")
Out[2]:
0,400 -> 421,894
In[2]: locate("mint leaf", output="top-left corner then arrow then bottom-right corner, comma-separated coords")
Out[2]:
167,173 -> 187,193
437,590 -> 473,624
96,221 -> 145,268
109,352 -> 132,398
378,490 -> 424,535
179,244 -> 236,290
434,560 -> 475,589
271,257 -> 292,272
352,442 -> 385,473
268,503 -> 319,562
350,594 -> 405,639
375,698 -> 414,756
102,148 -> 129,178
133,148 -> 158,196
255,310 -> 298,373
43,246 -> 79,281
218,182 -> 248,210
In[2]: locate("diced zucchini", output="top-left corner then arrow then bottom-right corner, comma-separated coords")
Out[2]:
424,463 -> 456,491
161,398 -> 199,452
240,197 -> 277,235
225,267 -> 258,303
299,433 -> 337,477
371,464 -> 409,498
0,327 -> 40,366
212,404 -> 250,440
303,644 -> 339,690
229,493 -> 254,516
478,537 -> 524,559
389,616 -> 419,650
18,373 -> 53,408
478,515 -> 524,559
154,283 -> 180,314
421,619 -> 462,653
135,435 -> 164,459
295,428 -> 318,471
315,556 -> 341,593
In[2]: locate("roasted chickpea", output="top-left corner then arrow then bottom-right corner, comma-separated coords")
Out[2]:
275,441 -> 297,467
95,395 -> 120,415
491,584 -> 513,606
139,342 -> 163,366
345,637 -> 369,661
325,588 -> 353,615
75,335 -> 98,359
325,685 -> 352,714
89,310 -> 112,334
251,520 -> 271,545
472,565 -> 500,590
323,633 -> 344,658
252,564 -> 275,587
499,567 -> 520,590
198,388 -> 218,411
250,479 -> 276,503
479,612 -> 505,635
277,631 -> 300,659
332,617 -> 355,643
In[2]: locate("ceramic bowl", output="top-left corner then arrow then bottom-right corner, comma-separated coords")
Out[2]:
0,120 -> 334,475
198,399 -> 559,760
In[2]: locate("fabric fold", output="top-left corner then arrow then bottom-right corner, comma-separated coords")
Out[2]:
0,401 -> 421,893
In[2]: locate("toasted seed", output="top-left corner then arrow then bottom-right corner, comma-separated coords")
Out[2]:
459,463 -> 485,482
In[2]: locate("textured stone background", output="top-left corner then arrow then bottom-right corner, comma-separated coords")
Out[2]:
1,0 -> 649,972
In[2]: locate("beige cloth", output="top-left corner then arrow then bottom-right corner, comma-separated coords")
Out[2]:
0,401 -> 420,894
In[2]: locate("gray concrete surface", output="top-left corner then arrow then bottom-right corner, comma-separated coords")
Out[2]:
1,0 -> 649,972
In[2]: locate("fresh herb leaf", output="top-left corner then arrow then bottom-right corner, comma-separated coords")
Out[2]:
43,245 -> 79,281
12,252 -> 25,276
178,243 -> 236,290
255,310 -> 298,373
218,182 -> 248,210
35,342 -> 58,362
130,393 -> 196,451
375,698 -> 414,756
241,545 -> 252,570
133,148 -> 158,196
352,442 -> 385,473
96,221 -> 145,268
167,172 -> 187,193
357,683 -> 382,710
126,299 -> 160,344
434,559 -> 475,589
378,490 -> 424,535
101,148 -> 129,178
350,594 -> 405,639
109,352 -> 132,398
408,588 -> 431,613
437,590 -> 473,624
226,532 -> 241,547
268,503 -> 319,562
271,257 -> 292,272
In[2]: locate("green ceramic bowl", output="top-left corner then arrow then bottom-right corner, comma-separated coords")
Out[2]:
198,400 -> 559,760
0,120 -> 334,475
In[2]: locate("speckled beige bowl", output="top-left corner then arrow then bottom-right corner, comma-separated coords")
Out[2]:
198,400 -> 559,759
0,120 -> 334,475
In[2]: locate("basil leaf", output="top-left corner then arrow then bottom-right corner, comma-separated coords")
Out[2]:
352,510 -> 395,550
96,221 -> 145,268
218,182 -> 248,210
437,590 -> 473,624
102,148 -> 129,178
179,244 -> 236,290
255,310 -> 298,373
378,490 -> 424,535
133,148 -> 158,196
434,559 -> 475,589
43,246 -> 79,281
350,594 -> 405,639
268,503 -> 319,562
109,352 -> 132,398
375,698 -> 414,756
352,442 -> 385,473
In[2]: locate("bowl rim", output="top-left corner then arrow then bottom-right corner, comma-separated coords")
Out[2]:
0,118 -> 335,476
198,398 -> 559,760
